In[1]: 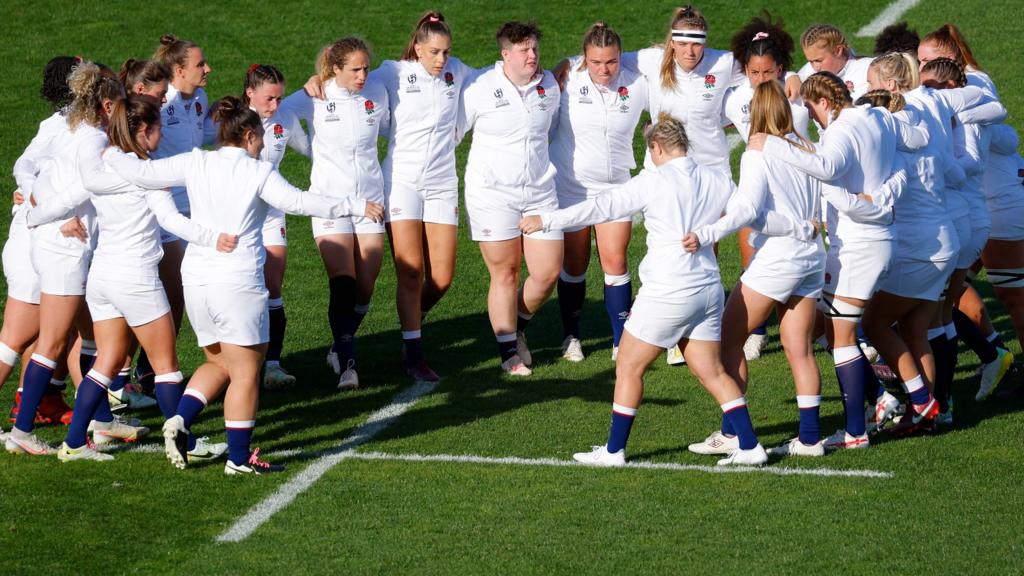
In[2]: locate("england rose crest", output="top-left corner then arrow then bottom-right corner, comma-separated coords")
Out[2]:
364,100 -> 375,115
444,72 -> 454,87
704,74 -> 716,89
536,85 -> 546,99
273,123 -> 284,139
617,86 -> 629,101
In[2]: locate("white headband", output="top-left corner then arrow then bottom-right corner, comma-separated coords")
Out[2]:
671,28 -> 707,44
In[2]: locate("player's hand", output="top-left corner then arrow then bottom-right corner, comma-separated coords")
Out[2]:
808,219 -> 820,240
682,232 -> 700,253
747,133 -> 767,151
784,74 -> 802,102
857,192 -> 873,203
12,189 -> 24,206
59,217 -> 87,242
304,75 -> 325,100
363,201 -> 384,223
519,215 -> 543,234
216,233 -> 238,253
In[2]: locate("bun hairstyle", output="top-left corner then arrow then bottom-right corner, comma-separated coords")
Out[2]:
922,23 -> 981,71
855,89 -> 907,113
107,94 -> 162,159
869,51 -> 920,92
577,21 -> 622,71
119,58 -> 170,93
316,37 -> 370,82
873,21 -> 920,56
212,95 -> 262,146
800,24 -> 851,58
644,112 -> 690,154
402,10 -> 451,61
242,64 -> 285,105
40,55 -> 79,111
660,6 -> 707,89
921,57 -> 968,88
66,60 -> 126,130
153,34 -> 199,72
495,20 -> 542,51
730,11 -> 794,72
800,71 -> 852,123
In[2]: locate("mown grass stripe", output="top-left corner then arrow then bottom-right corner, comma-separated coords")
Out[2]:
856,0 -> 924,37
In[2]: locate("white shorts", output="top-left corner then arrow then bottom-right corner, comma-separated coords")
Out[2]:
2,217 -> 40,304
184,284 -> 269,348
880,257 -> 956,301
87,276 -> 170,326
465,187 -> 562,242
958,224 -> 989,269
557,186 -> 631,234
31,246 -> 90,297
262,208 -> 288,248
823,238 -> 892,300
312,215 -> 384,237
989,205 -> 1024,241
385,181 -> 459,226
951,213 -> 975,269
742,254 -> 825,303
624,286 -> 724,348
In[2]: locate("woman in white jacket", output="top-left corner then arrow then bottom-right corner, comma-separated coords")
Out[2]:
371,12 -> 473,383
458,21 -> 562,376
522,113 -> 768,467
106,96 -> 383,475
6,62 -> 126,456
243,64 -> 311,390
549,22 -> 648,363
283,37 -> 389,391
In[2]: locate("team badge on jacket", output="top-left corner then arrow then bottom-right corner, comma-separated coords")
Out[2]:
704,74 -> 716,90
444,72 -> 455,87
273,124 -> 284,139
617,86 -> 629,101
364,100 -> 376,115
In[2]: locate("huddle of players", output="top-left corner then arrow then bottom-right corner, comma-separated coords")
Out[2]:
1,7 -> 1021,472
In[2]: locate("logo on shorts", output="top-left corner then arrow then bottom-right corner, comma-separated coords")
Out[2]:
444,72 -> 455,87
481,228 -> 492,237
364,100 -> 376,115
617,86 -> 629,101
273,123 -> 284,139
391,207 -> 402,215
704,74 -> 716,89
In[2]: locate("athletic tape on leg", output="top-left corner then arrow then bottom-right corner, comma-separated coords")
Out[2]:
987,268 -> 1024,288
819,294 -> 864,322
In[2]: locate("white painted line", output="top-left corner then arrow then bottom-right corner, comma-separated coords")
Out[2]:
348,451 -> 894,479
856,0 -> 923,38
215,381 -> 438,543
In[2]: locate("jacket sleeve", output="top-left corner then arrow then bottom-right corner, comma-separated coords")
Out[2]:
762,131 -> 851,181
258,168 -> 367,218
541,172 -> 649,231
104,148 -> 191,189
145,189 -> 216,247
694,152 -> 766,245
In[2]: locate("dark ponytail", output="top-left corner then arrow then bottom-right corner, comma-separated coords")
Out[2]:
242,64 -> 285,106
730,12 -> 794,72
212,95 -> 262,147
402,10 -> 451,61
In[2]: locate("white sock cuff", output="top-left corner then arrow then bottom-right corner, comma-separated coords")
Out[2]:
986,332 -> 999,343
832,345 -> 861,364
402,330 -> 422,340
0,343 -> 19,366
183,388 -> 208,406
496,332 -> 517,343
903,375 -> 925,394
720,397 -> 747,412
612,403 -> 638,416
154,371 -> 184,384
604,272 -> 631,287
517,311 -> 534,321
80,339 -> 97,355
944,323 -> 957,339
268,297 -> 284,309
927,327 -> 947,340
118,368 -> 131,377
796,395 -> 822,408
29,354 -> 57,370
50,378 -> 65,386
354,303 -> 370,315
559,270 -> 587,283
85,370 -> 112,388
225,419 -> 255,429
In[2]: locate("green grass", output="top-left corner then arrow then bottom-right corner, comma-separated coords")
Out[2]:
1,1 -> 1023,573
